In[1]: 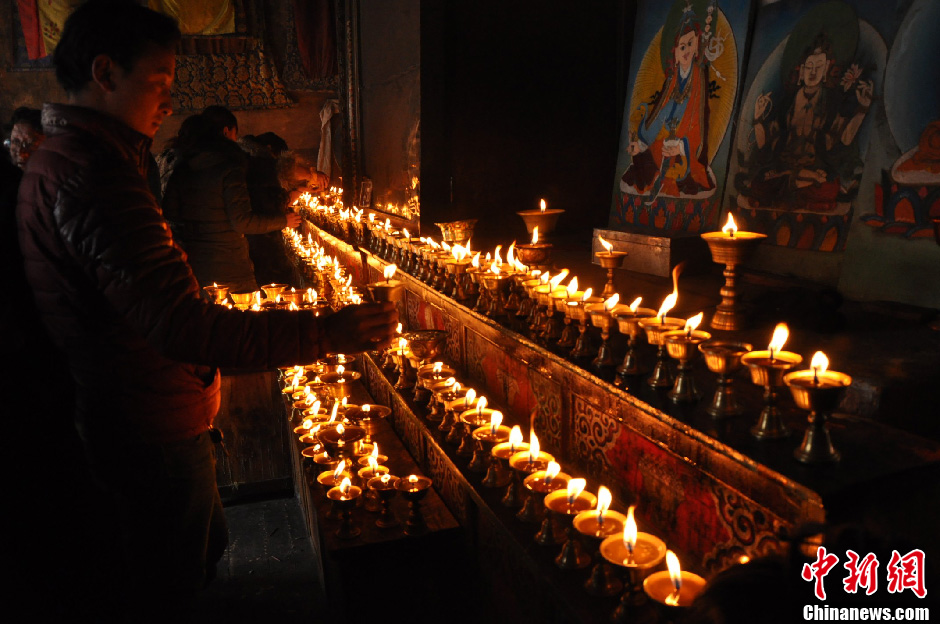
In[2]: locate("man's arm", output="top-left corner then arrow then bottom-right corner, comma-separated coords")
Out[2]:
221,162 -> 288,235
53,163 -> 394,367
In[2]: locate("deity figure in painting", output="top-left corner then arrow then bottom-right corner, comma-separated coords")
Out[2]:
621,0 -> 733,203
735,4 -> 873,214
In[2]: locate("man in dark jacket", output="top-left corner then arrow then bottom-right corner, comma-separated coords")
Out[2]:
15,1 -> 396,617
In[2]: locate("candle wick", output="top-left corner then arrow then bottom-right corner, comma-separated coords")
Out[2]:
813,369 -> 819,385
769,348 -> 775,363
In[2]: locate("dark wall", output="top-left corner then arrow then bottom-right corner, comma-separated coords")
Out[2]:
420,1 -> 632,241
359,1 -> 420,211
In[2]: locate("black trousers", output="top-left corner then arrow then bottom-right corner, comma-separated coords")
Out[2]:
82,426 -> 228,620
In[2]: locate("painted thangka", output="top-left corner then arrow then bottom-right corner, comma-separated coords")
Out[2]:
610,0 -> 752,234
861,0 -> 940,240
727,0 -> 883,251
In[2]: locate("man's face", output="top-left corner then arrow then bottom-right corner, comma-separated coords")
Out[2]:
9,122 -> 45,169
800,51 -> 830,90
108,44 -> 175,138
675,30 -> 698,72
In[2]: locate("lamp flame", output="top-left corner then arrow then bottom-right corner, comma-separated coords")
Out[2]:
684,312 -> 704,334
599,236 -> 613,253
597,486 -> 612,517
604,294 -> 620,311
336,365 -> 345,376
630,297 -> 642,313
722,213 -> 738,237
339,477 -> 352,496
336,423 -> 344,436
471,252 -> 481,268
465,388 -> 477,408
768,323 -> 789,360
333,460 -> 346,480
384,265 -> 397,280
624,505 -> 638,558
582,288 -> 594,301
665,551 -> 683,605
476,396 -> 487,415
509,425 -> 523,452
567,478 -> 586,504
532,226 -> 539,244
507,242 -> 516,266
811,351 -> 829,382
330,402 -> 340,423
529,431 -> 540,462
657,292 -> 677,321
544,461 -> 561,484
432,361 -> 443,374
490,410 -> 502,434
371,443 -> 380,459
549,269 -> 569,289
567,276 -> 579,297
444,377 -> 456,387
540,198 -> 547,213
658,264 -> 682,322
362,403 -> 371,413
301,418 -> 313,431
367,456 -> 378,474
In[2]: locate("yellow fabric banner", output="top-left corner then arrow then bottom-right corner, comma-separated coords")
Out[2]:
149,0 -> 235,35
38,0 -> 82,56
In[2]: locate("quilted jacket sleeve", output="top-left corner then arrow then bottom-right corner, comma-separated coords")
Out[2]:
54,153 -> 326,369
221,159 -> 287,235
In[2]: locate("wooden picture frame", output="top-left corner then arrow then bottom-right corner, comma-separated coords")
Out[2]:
359,178 -> 373,208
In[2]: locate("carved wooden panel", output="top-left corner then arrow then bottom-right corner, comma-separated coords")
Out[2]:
425,442 -> 470,525
529,369 -> 563,456
463,328 -> 532,420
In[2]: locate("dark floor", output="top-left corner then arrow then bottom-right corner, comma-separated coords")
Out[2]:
192,493 -> 325,622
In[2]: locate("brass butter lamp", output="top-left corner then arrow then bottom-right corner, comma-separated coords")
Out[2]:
701,213 -> 766,331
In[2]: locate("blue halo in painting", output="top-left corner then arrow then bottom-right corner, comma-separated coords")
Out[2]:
884,0 -> 940,152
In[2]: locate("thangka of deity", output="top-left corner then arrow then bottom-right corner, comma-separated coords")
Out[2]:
734,1 -> 875,215
620,0 -> 736,204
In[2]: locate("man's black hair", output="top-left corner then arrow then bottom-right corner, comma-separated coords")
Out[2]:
201,105 -> 238,134
53,0 -> 181,94
255,132 -> 289,155
10,107 -> 43,134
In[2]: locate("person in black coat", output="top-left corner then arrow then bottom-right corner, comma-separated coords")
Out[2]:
239,132 -> 297,286
162,107 -> 301,293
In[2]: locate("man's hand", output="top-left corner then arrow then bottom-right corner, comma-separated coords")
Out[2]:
285,211 -> 302,228
321,302 -> 399,354
312,171 -> 330,191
